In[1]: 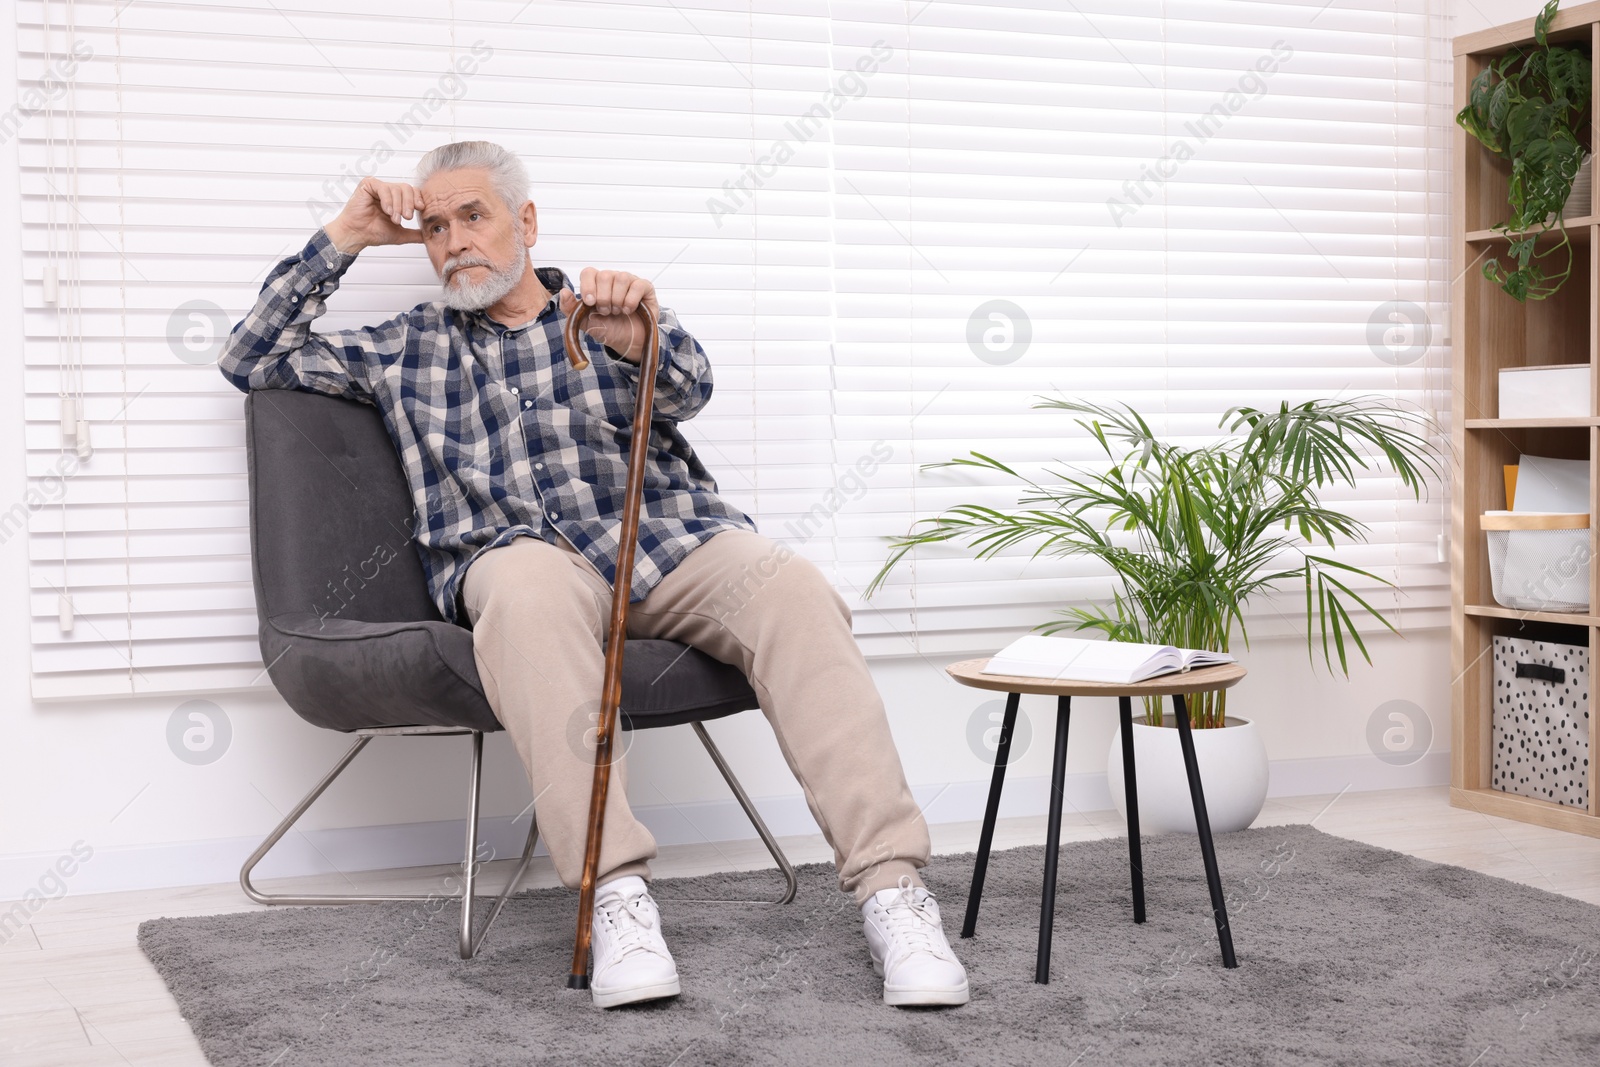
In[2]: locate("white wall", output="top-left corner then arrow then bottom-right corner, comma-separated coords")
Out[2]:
1452,0 -> 1547,37
0,8 -> 1464,901
0,623 -> 1452,898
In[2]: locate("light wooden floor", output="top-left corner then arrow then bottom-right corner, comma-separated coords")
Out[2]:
5,784 -> 1600,1065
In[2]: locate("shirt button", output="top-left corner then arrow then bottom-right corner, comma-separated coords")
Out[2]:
534,462 -> 544,470
523,400 -> 532,408
510,386 -> 519,394
548,511 -> 559,520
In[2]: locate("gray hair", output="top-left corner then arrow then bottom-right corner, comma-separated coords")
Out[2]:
414,140 -> 530,213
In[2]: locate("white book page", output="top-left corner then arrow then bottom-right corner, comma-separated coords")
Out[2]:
982,636 -> 1165,682
980,635 -> 1234,683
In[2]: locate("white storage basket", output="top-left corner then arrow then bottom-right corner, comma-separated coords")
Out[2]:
1482,512 -> 1591,613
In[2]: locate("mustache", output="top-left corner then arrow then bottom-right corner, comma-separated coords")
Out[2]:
442,255 -> 495,281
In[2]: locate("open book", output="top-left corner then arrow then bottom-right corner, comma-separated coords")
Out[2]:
980,635 -> 1234,684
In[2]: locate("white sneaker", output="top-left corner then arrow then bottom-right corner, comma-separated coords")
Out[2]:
588,874 -> 681,1008
860,875 -> 971,1006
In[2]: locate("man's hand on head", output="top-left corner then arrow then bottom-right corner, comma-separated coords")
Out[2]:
558,268 -> 661,365
323,177 -> 426,255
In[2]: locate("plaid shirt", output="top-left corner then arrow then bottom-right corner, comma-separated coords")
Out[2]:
219,226 -> 758,626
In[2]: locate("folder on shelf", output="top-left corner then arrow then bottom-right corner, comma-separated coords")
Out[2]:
1511,455 -> 1589,513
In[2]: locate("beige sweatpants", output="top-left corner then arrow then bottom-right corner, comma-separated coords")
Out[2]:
460,527 -> 931,907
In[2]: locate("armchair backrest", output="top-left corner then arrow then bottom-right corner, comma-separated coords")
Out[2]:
244,389 -> 442,627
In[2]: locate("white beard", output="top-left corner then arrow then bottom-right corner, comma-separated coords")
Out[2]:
439,249 -> 527,311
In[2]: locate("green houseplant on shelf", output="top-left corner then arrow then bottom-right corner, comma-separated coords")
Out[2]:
864,395 -> 1443,833
1456,0 -> 1591,301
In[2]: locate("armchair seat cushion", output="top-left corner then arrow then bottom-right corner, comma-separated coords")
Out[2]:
613,640 -> 761,729
262,613 -> 500,732
261,613 -> 758,734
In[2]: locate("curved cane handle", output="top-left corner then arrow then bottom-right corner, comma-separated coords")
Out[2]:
562,299 -> 658,374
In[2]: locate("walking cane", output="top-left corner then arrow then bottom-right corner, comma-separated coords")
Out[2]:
560,295 -> 660,990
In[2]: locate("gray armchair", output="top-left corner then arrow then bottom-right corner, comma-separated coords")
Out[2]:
238,388 -> 796,959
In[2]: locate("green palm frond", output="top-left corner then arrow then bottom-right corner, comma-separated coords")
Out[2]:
865,394 -> 1444,727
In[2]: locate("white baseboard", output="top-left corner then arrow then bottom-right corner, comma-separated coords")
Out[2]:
0,750 -> 1451,902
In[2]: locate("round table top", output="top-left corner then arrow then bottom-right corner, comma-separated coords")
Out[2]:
945,657 -> 1247,697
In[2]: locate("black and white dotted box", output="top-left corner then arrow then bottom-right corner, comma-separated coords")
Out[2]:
1491,636 -> 1591,809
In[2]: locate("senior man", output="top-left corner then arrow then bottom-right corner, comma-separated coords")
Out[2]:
218,140 -> 969,1009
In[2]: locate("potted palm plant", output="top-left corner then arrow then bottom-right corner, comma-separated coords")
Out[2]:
865,396 -> 1443,833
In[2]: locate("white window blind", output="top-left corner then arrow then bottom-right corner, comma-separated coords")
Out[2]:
17,0 -> 836,698
16,0 -> 1450,698
831,0 -> 1452,657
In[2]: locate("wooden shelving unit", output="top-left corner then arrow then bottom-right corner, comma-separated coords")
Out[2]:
1452,5 -> 1600,837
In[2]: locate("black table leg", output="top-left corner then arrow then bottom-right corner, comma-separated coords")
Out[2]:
1119,696 -> 1145,924
1035,694 -> 1071,984
962,691 -> 1020,939
1173,693 -> 1238,968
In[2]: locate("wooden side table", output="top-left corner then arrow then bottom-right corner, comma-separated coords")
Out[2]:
945,658 -> 1248,983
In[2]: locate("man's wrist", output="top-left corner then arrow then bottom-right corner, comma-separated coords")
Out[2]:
604,342 -> 643,366
322,220 -> 364,256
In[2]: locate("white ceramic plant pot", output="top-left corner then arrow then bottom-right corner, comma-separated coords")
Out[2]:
1105,715 -> 1269,834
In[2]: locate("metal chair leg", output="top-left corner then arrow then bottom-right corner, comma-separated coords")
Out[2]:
1036,694 -> 1071,984
239,728 -> 541,961
1119,696 -> 1146,924
240,735 -> 386,906
1173,694 -> 1238,968
962,690 -> 1020,939
462,810 -> 541,960
459,731 -> 484,957
644,720 -> 798,905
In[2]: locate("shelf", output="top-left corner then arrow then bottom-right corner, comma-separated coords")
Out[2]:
1462,604 -> 1600,626
1451,9 -> 1599,838
1464,418 -> 1600,429
1465,215 -> 1596,242
1455,2 -> 1600,56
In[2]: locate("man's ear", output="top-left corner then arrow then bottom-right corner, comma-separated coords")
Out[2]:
520,200 -> 538,248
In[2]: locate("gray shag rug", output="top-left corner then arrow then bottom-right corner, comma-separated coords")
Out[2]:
138,825 -> 1600,1066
